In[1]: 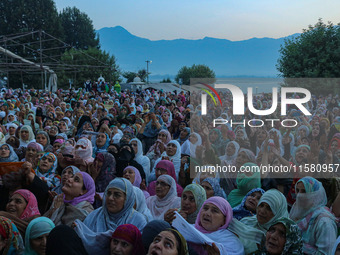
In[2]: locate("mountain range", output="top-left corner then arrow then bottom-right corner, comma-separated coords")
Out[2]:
97,26 -> 298,79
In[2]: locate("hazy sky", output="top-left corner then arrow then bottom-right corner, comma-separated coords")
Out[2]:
54,0 -> 340,41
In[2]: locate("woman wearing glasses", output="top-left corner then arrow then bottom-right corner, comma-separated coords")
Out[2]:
146,175 -> 181,220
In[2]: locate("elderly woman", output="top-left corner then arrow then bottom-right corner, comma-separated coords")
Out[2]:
147,160 -> 183,197
254,217 -> 303,255
164,183 -> 206,225
0,216 -> 24,254
0,143 -> 19,162
289,177 -> 337,254
241,189 -> 289,254
181,132 -> 202,159
146,129 -> 171,168
146,175 -> 181,220
220,141 -> 240,166
45,171 -> 95,227
232,188 -> 265,221
110,224 -> 145,255
35,152 -> 61,189
180,197 -> 245,255
74,178 -> 147,255
24,217 -> 55,255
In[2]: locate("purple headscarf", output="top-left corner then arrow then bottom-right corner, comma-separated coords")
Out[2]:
123,166 -> 141,187
64,172 -> 95,206
194,196 -> 233,234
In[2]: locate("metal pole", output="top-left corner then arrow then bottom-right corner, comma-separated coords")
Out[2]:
39,30 -> 43,90
146,60 -> 149,84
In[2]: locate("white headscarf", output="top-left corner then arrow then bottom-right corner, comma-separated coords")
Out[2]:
219,141 -> 240,165
130,138 -> 151,180
133,186 -> 153,222
74,138 -> 94,163
181,132 -> 202,158
146,175 -> 181,220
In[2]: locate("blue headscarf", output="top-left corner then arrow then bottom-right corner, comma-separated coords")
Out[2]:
0,144 -> 19,162
143,115 -> 166,138
92,133 -> 110,157
25,217 -> 55,255
202,177 -> 227,199
232,188 -> 265,220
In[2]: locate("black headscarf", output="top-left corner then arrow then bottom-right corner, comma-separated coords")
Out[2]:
46,225 -> 88,255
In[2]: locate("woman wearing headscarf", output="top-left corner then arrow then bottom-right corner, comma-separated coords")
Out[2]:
130,138 -> 151,182
149,140 -> 182,182
74,178 -> 147,255
177,127 -> 190,145
181,197 -> 245,255
133,187 -> 153,222
123,166 -> 150,199
289,177 -> 337,254
232,188 -> 265,221
92,132 -> 110,157
0,216 -> 24,255
147,160 -> 183,197
219,141 -> 240,166
46,225 -> 88,255
241,189 -> 289,254
200,177 -> 227,199
146,175 -> 181,220
209,128 -> 224,156
45,171 -> 95,227
52,166 -> 80,195
18,125 -> 35,148
74,138 -> 94,164
0,144 -> 19,162
22,142 -> 43,168
164,183 -> 206,225
141,220 -> 171,252
253,217 -> 303,255
0,189 -> 40,237
24,217 -> 55,255
110,224 -> 145,255
181,132 -> 202,159
146,129 -> 171,169
35,152 -> 61,189
228,163 -> 262,207
147,228 -> 189,255
35,131 -> 53,153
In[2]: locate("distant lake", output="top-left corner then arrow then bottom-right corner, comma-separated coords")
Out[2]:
215,77 -> 284,93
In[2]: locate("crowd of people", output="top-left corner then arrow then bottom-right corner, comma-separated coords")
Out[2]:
0,82 -> 339,255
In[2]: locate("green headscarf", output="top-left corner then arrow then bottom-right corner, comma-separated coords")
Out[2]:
180,184 -> 206,224
256,217 -> 303,255
228,163 -> 261,207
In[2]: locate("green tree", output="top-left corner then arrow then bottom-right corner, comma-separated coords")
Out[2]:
175,64 -> 215,85
58,47 -> 119,87
160,78 -> 172,83
60,7 -> 99,50
123,69 -> 147,83
277,19 -> 340,94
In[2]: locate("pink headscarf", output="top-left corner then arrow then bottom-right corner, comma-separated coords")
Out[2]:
147,160 -> 183,197
194,196 -> 233,234
12,189 -> 40,219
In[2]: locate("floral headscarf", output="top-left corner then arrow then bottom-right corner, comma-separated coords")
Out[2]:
11,189 -> 40,220
35,152 -> 61,188
0,216 -> 24,255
